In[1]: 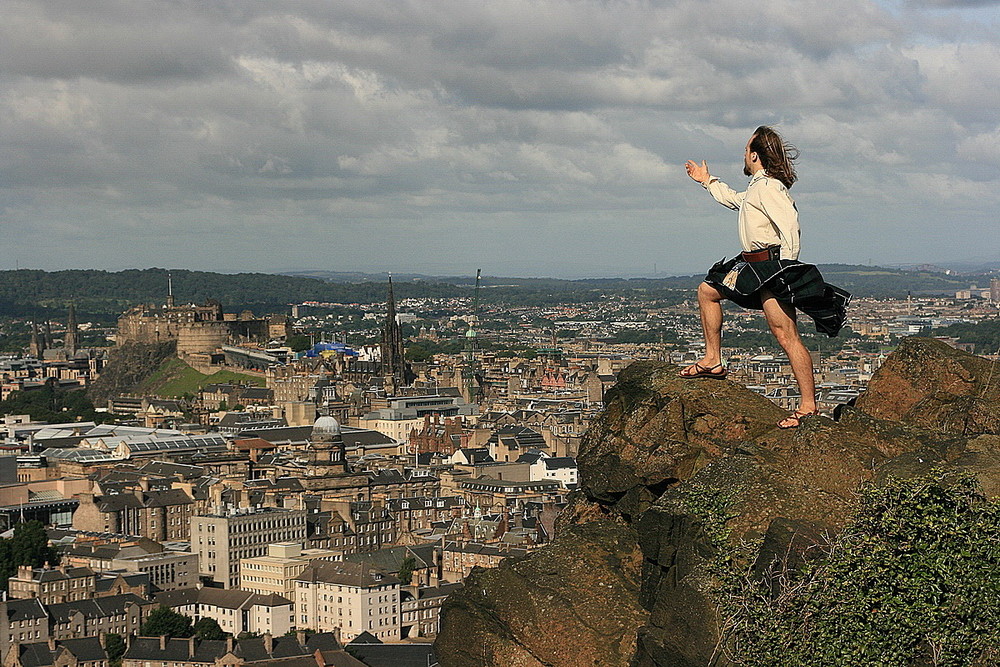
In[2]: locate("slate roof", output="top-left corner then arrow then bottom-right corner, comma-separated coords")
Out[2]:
5,597 -> 48,622
156,587 -> 292,610
15,637 -> 107,667
47,593 -> 152,622
543,457 -> 577,470
296,561 -> 400,589
344,642 -> 437,667
23,566 -> 94,583
342,544 -> 436,574
96,487 -> 193,512
124,633 -> 340,665
124,637 -> 228,663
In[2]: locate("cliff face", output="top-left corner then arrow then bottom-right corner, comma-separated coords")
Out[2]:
436,338 -> 1000,666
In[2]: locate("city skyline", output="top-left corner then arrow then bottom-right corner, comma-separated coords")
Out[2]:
2,0 -> 1000,278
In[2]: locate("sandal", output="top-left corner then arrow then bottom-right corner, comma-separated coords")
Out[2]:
777,409 -> 819,429
679,362 -> 728,379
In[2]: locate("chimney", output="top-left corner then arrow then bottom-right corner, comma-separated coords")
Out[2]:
48,638 -> 56,651
188,636 -> 196,658
159,636 -> 167,651
296,630 -> 306,647
263,632 -> 273,654
98,632 -> 106,648
226,637 -> 234,654
139,478 -> 150,492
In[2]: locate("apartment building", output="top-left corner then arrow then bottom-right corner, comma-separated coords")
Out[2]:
294,561 -> 401,643
190,507 -> 307,588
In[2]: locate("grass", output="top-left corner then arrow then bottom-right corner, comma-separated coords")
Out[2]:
139,358 -> 265,397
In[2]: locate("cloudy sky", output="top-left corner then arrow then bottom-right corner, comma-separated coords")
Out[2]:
2,0 -> 999,278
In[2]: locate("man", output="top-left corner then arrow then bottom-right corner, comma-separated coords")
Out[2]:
682,126 -> 850,429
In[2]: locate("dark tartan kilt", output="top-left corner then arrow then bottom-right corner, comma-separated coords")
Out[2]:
704,255 -> 852,337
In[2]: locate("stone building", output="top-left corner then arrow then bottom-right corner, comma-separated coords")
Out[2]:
116,300 -> 288,357
2,637 -> 109,667
7,566 -> 96,605
72,483 -> 193,541
295,561 -> 401,643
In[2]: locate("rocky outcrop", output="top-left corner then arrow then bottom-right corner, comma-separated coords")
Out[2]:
86,340 -> 177,405
435,338 -> 1000,666
857,337 -> 1000,435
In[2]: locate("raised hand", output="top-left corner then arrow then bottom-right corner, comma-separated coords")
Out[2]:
685,159 -> 710,184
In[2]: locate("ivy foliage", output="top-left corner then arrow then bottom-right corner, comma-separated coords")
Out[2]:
690,470 -> 1000,666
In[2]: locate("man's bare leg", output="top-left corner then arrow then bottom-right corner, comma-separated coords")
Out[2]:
681,282 -> 726,376
760,289 -> 817,420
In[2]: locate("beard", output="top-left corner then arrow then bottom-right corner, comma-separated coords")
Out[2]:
743,164 -> 752,177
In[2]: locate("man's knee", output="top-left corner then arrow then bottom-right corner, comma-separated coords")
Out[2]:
698,282 -> 722,302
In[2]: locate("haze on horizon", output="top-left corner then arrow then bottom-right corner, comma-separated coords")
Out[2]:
2,0 -> 999,280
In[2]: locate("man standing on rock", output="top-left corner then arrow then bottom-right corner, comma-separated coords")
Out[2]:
683,126 -> 850,429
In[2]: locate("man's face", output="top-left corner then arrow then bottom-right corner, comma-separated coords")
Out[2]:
743,136 -> 756,177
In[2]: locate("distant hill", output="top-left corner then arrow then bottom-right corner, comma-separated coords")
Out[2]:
0,265 -> 989,323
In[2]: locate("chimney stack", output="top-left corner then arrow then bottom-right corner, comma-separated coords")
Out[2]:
159,636 -> 167,651
296,630 -> 306,647
188,637 -> 196,658
226,637 -> 234,654
263,632 -> 273,654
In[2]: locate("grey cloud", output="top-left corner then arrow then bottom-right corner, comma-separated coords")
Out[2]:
2,0 -> 1000,276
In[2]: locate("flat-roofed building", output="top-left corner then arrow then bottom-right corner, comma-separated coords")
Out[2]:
190,507 -> 308,588
239,542 -> 342,599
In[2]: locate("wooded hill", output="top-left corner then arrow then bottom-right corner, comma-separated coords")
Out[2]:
0,265 -> 991,322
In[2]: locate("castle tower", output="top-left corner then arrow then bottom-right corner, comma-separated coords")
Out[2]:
380,274 -> 413,393
65,303 -> 78,356
308,415 -> 348,473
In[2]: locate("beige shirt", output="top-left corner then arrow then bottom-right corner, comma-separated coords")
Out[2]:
703,170 -> 800,260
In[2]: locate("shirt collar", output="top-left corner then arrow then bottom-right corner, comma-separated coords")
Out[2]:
748,169 -> 768,184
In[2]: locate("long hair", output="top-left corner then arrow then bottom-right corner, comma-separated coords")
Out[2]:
750,126 -> 799,189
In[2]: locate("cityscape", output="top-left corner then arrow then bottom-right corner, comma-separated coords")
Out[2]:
0,267 -> 998,666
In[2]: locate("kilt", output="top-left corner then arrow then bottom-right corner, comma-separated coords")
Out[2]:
704,255 -> 851,337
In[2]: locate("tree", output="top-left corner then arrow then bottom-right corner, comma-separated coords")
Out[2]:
193,617 -> 226,640
140,607 -> 193,638
398,556 -> 417,585
0,520 -> 60,593
105,633 -> 126,667
285,334 -> 312,352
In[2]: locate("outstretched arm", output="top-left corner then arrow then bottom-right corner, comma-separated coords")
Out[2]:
686,160 -> 743,210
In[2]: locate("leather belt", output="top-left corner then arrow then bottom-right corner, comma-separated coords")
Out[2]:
741,245 -> 781,262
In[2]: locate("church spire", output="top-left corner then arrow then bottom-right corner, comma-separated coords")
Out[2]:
166,272 -> 175,307
380,273 -> 413,393
65,302 -> 78,356
30,320 -> 43,358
